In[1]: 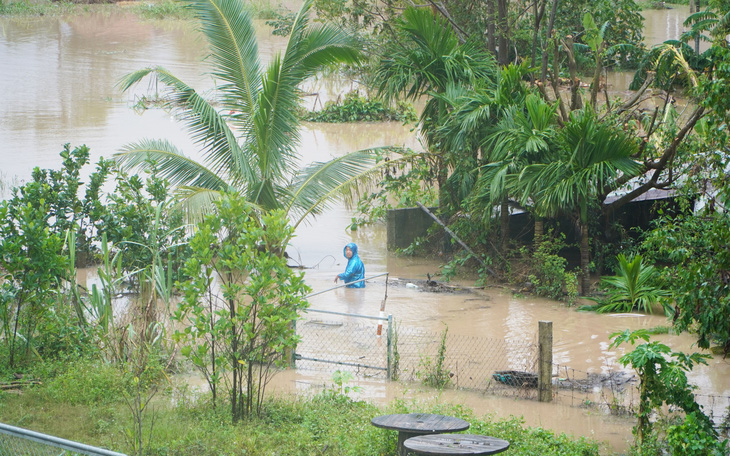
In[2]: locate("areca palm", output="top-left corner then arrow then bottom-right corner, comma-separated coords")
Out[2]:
479,92 -> 559,249
372,6 -> 497,213
116,0 -> 386,230
439,64 -> 555,251
517,108 -> 642,294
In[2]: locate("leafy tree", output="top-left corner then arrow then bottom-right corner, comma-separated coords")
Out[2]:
174,193 -> 310,421
117,0 -> 389,229
0,185 -> 68,367
8,144 -> 112,267
642,212 -> 730,354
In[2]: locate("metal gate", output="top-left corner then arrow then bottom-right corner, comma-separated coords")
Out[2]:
294,307 -> 394,378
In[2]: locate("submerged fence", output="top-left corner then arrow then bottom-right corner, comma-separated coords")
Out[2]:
0,422 -> 126,456
294,309 -> 537,391
294,313 -> 730,434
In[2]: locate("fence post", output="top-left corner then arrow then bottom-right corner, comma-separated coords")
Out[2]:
287,319 -> 297,368
386,315 -> 393,380
538,320 -> 553,402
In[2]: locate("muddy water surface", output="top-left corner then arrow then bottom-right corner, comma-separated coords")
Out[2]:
2,9 -> 729,455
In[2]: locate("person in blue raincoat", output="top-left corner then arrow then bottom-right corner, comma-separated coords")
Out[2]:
334,242 -> 365,288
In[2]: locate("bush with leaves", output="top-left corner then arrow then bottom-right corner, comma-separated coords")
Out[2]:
99,164 -> 189,294
587,253 -> 671,314
301,91 -> 417,123
517,231 -> 578,303
174,193 -> 310,421
641,212 -> 730,355
610,329 -> 720,454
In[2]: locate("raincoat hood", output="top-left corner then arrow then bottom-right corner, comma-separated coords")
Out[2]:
343,242 -> 359,258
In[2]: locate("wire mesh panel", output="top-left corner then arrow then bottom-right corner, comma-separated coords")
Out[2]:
0,423 -> 126,456
294,309 -> 391,377
393,326 -> 538,394
550,364 -> 730,435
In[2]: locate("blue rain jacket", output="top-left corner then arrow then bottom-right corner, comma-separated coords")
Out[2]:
338,242 -> 365,288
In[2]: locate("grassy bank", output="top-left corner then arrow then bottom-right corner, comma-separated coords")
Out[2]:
0,359 -> 604,456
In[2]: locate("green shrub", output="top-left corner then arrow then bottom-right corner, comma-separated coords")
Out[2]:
586,254 -> 671,314
520,231 -> 577,302
667,412 -> 729,456
45,359 -> 126,405
301,91 -> 417,123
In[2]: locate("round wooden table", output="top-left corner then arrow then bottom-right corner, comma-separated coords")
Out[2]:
404,434 -> 510,455
371,413 -> 470,456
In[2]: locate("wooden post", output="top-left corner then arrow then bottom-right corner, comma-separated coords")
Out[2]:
286,320 -> 296,368
538,321 -> 553,402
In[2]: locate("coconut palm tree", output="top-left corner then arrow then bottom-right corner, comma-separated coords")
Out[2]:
116,0 -> 388,230
516,107 -> 642,294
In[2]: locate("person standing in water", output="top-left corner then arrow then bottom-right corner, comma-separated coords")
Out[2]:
335,242 -> 365,288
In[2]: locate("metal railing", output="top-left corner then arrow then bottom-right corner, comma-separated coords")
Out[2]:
0,422 -> 127,456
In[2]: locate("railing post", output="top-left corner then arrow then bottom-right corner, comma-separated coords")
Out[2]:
538,320 -> 553,402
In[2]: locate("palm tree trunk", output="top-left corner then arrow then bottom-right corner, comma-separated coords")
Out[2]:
486,0 -> 496,56
580,219 -> 590,295
500,198 -> 510,253
534,215 -> 544,244
497,0 -> 510,65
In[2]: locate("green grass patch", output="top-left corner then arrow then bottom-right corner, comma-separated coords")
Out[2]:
128,0 -> 194,20
1,374 -> 604,455
0,0 -> 79,16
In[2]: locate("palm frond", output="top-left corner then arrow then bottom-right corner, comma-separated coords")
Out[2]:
173,186 -> 226,224
116,67 -> 159,92
188,0 -> 262,119
117,66 -> 257,188
115,139 -> 230,191
286,148 -> 398,229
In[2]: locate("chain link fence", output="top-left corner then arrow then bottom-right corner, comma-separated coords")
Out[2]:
294,308 -> 392,377
294,309 -> 538,396
392,325 -> 537,394
294,304 -> 730,436
550,363 -> 730,436
0,423 -> 126,456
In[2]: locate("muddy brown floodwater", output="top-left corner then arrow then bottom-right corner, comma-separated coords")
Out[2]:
2,6 -> 729,455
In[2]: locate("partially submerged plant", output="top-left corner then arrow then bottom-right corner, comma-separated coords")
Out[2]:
589,254 -> 670,314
